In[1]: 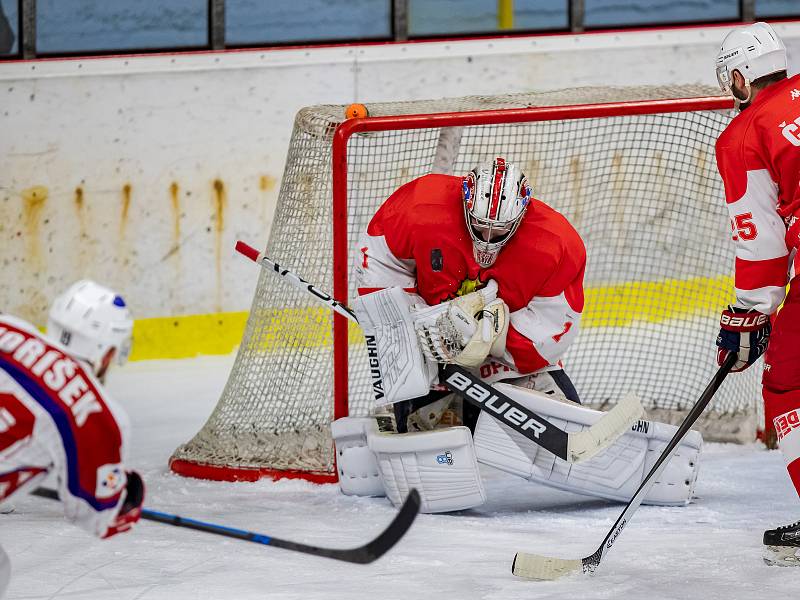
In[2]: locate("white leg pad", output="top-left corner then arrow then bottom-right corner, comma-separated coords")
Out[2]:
368,426 -> 486,513
474,384 -> 702,506
331,417 -> 385,497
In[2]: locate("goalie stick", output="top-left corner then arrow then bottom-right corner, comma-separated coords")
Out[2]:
235,240 -> 643,464
511,351 -> 737,580
32,487 -> 420,564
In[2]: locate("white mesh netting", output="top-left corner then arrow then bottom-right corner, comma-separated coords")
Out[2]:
170,85 -> 761,482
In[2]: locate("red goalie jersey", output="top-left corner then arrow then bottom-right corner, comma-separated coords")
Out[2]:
354,173 -> 586,380
715,73 -> 800,314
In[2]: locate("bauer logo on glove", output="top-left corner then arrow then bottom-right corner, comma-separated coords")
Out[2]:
716,305 -> 771,372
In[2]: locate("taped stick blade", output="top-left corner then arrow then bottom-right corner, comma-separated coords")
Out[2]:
512,552 -> 583,580
567,393 -> 645,463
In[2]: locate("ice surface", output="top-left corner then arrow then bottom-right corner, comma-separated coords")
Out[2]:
3,355 -> 799,599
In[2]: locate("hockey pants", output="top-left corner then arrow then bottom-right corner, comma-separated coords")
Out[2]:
763,278 -> 800,497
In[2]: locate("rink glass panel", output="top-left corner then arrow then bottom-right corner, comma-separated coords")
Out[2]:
170,86 -> 761,482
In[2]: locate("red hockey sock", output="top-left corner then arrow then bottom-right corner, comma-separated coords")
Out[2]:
765,388 -> 800,497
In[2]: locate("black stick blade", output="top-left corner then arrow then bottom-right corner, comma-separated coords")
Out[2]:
270,488 -> 421,563
33,486 -> 421,565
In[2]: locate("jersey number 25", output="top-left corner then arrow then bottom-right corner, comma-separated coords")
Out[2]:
731,212 -> 758,241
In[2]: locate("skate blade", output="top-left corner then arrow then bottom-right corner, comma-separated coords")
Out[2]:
763,545 -> 800,566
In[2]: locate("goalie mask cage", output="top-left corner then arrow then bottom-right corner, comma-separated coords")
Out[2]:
170,85 -> 762,484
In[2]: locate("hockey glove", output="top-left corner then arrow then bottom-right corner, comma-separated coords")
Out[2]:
716,306 -> 771,372
413,281 -> 499,366
103,470 -> 145,538
456,298 -> 509,367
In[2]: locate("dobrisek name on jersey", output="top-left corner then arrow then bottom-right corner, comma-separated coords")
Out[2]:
0,324 -> 103,427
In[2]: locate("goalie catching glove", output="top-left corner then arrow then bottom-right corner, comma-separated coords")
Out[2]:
412,280 -> 509,368
716,305 -> 771,372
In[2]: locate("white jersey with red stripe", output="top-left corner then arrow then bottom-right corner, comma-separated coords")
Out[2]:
715,73 -> 800,314
0,314 -> 131,538
353,173 -> 586,382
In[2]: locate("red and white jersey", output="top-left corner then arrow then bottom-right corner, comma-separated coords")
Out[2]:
715,73 -> 800,314
354,173 -> 586,381
0,315 -> 131,538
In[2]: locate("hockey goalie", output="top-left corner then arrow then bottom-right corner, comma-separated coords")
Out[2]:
332,157 -> 702,513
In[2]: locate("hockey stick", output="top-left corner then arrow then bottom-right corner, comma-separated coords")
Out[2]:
235,240 -> 643,464
511,351 -> 737,580
32,487 -> 420,564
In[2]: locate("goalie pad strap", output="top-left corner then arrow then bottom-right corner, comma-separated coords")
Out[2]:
473,384 -> 702,506
368,426 -> 487,513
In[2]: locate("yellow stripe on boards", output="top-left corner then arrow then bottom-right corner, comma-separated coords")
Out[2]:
582,274 -> 735,328
129,311 -> 250,361
128,309 -> 363,360
128,275 -> 735,361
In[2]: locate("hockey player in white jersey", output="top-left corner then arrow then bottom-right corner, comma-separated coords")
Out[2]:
0,281 -> 144,597
331,159 -> 702,514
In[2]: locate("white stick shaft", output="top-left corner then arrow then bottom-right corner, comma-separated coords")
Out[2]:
235,240 -> 357,323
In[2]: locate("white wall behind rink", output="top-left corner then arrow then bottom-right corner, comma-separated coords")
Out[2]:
2,22 -> 800,325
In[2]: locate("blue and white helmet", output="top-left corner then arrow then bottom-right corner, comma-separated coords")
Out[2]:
47,280 -> 133,375
462,157 -> 532,267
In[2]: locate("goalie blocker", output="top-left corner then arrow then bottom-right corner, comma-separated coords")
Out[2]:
333,384 -> 701,513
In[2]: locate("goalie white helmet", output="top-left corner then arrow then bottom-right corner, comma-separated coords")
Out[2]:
716,22 -> 786,103
47,280 -> 133,378
462,157 -> 532,267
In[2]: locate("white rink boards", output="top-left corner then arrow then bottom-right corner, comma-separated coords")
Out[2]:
3,355 -> 798,600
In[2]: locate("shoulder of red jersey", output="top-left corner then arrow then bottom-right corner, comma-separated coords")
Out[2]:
715,110 -> 749,152
514,200 -> 586,267
715,108 -> 763,204
716,75 -> 800,204
366,174 -> 464,260
367,173 -> 462,237
718,74 -> 800,153
750,74 -> 800,137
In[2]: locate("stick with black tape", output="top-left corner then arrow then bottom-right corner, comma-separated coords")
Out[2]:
511,351 -> 737,580
235,240 -> 643,464
32,487 -> 419,564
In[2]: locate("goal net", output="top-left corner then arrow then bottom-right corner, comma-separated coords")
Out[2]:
170,85 -> 762,483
